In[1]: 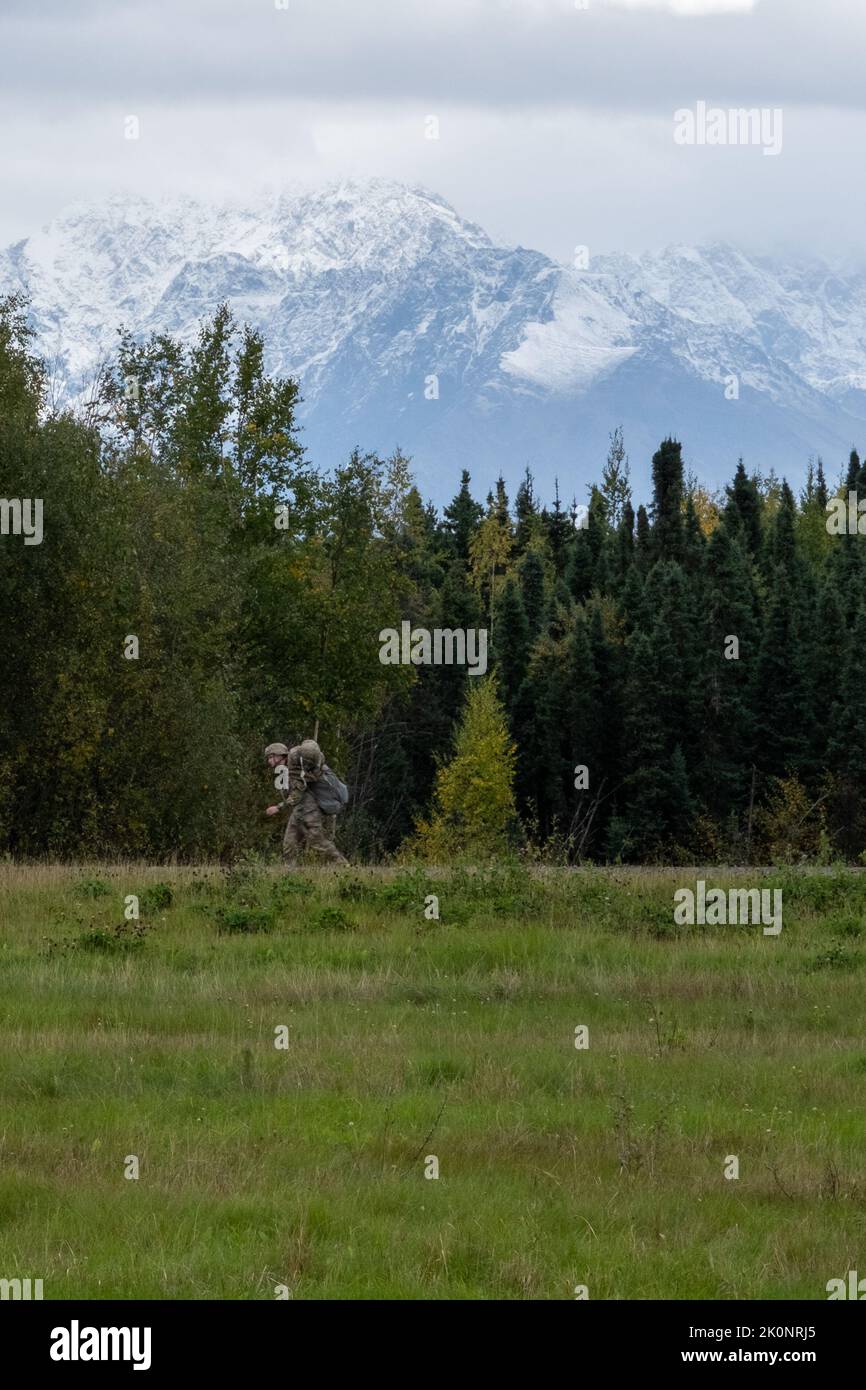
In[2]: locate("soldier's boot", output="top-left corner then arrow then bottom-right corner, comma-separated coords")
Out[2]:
303,809 -> 348,867
308,832 -> 348,867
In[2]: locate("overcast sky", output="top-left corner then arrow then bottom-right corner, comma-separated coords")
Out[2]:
1,0 -> 864,262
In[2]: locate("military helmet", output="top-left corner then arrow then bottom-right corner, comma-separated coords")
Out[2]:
298,738 -> 324,768
264,741 -> 289,758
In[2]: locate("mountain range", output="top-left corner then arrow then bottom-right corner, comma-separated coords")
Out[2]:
4,178 -> 866,504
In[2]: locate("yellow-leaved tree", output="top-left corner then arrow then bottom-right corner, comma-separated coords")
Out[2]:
414,677 -> 518,861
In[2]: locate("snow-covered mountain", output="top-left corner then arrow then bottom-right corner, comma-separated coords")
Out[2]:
4,179 -> 866,502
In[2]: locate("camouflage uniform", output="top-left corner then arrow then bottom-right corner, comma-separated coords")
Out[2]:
276,744 -> 348,867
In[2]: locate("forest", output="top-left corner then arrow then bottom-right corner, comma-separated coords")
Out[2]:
2,292 -> 865,865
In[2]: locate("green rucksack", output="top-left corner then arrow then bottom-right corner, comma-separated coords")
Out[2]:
312,765 -> 350,816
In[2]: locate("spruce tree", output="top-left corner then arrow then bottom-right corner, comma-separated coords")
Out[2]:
619,626 -> 694,859
650,437 -> 685,561
845,448 -> 861,493
442,470 -> 483,568
682,493 -> 706,577
519,545 -> 547,641
827,605 -> 866,855
492,475 -> 511,530
563,613 -> 603,854
635,503 -> 652,571
696,527 -> 759,816
815,458 -> 829,510
767,479 -> 798,578
752,567 -> 814,779
613,498 -> 635,584
514,468 -> 539,553
545,480 -> 572,578
723,459 -> 763,557
811,579 -> 847,768
492,576 -> 530,719
437,558 -> 482,729
513,638 -> 568,837
587,605 -> 624,843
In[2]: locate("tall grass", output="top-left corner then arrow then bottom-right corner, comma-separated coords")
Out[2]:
0,862 -> 863,1299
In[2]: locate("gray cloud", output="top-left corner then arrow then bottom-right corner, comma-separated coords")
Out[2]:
0,0 -> 863,110
0,0 -> 863,258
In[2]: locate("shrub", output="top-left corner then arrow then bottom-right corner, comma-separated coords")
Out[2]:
140,882 -> 173,913
413,678 -> 518,862
306,906 -> 357,933
77,921 -> 146,954
74,877 -> 110,900
214,907 -> 275,934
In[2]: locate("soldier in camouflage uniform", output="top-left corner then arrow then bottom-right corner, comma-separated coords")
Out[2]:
264,740 -> 348,867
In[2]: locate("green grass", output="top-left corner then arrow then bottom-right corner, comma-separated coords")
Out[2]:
0,860 -> 865,1300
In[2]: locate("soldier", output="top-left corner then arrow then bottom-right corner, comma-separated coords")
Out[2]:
264,739 -> 348,867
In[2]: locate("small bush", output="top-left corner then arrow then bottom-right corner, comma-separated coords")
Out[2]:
215,907 -> 276,935
74,877 -> 110,900
221,864 -> 264,898
336,876 -> 382,903
77,921 -> 146,954
306,906 -> 357,933
378,871 -> 434,911
140,882 -> 173,913
270,877 -> 314,907
809,940 -> 858,971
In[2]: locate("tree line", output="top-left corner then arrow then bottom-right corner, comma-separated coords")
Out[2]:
2,294 -> 865,864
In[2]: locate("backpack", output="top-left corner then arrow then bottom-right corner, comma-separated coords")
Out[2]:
312,765 -> 350,816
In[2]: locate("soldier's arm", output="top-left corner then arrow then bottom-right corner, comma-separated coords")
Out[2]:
280,770 -> 306,810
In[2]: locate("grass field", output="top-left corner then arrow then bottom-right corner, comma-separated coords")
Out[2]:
0,860 -> 864,1300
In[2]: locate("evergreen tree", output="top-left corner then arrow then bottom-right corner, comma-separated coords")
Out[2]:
544,479 -> 572,578
827,605 -> 866,855
650,437 -> 685,561
635,503 -> 652,570
682,493 -> 706,577
767,479 -> 798,578
613,499 -> 635,584
723,459 -> 763,557
618,625 -> 695,859
587,605 -> 624,843
815,458 -> 829,510
492,475 -> 511,530
514,468 -> 540,553
810,579 -> 847,768
513,636 -> 568,839
845,448 -> 861,493
696,527 -> 759,815
569,487 -> 607,603
442,469 -> 483,568
600,426 -> 631,528
492,576 -> 530,718
519,545 -> 547,641
752,568 -> 814,780
562,613 -> 604,855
